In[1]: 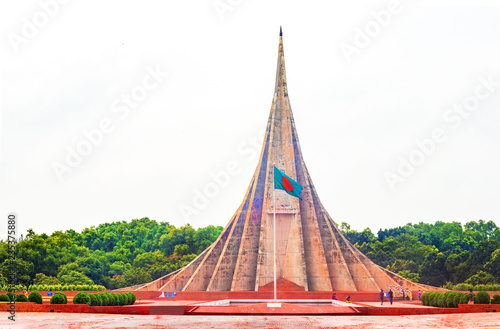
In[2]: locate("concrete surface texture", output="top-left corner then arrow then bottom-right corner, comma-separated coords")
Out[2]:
136,29 -> 429,293
2,313 -> 500,329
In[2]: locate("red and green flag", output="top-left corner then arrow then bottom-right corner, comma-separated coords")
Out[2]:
274,166 -> 303,200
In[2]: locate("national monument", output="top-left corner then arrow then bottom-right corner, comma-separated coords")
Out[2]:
138,28 -> 428,293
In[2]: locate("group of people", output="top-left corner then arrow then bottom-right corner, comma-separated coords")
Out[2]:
331,293 -> 351,304
332,289 -> 428,306
332,289 -> 476,306
379,288 -> 423,305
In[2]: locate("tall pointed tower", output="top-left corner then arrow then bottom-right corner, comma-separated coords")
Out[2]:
140,28 -> 427,292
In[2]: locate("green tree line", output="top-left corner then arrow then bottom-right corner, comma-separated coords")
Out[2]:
0,218 -> 223,289
0,218 -> 498,290
341,220 -> 500,287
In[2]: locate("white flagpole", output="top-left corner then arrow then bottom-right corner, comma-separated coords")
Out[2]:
273,164 -> 277,301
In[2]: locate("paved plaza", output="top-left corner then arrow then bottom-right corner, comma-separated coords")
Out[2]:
2,313 -> 500,329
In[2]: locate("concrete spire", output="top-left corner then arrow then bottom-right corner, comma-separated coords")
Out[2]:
138,32 -> 428,293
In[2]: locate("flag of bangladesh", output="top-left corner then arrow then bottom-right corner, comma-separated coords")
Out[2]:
274,166 -> 303,200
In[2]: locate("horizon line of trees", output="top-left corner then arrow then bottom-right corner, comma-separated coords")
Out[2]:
0,217 -> 498,290
340,219 -> 499,287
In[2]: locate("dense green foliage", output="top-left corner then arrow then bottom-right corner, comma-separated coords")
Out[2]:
25,284 -> 106,291
492,294 -> 500,304
421,291 -> 469,307
1,216 -> 497,290
50,292 -> 67,304
6,292 -> 14,302
476,291 -> 491,304
28,291 -> 43,304
88,292 -> 135,306
0,218 -> 223,289
342,220 -> 500,287
89,293 -> 102,306
0,294 -> 9,302
16,294 -> 28,302
73,292 -> 91,305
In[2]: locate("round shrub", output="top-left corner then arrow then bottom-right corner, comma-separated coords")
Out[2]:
50,292 -> 67,304
442,291 -> 453,307
16,294 -> 29,302
450,292 -> 460,308
127,292 -> 136,305
73,292 -> 91,305
0,294 -> 10,302
491,294 -> 500,304
476,291 -> 490,304
118,293 -> 128,305
6,292 -> 15,302
447,291 -> 462,308
28,291 -> 43,304
125,292 -> 134,305
105,292 -> 116,306
458,293 -> 469,305
89,293 -> 102,306
421,292 -> 428,305
432,292 -> 443,307
98,293 -> 109,306
422,292 -> 433,306
430,292 -> 440,307
446,292 -> 460,308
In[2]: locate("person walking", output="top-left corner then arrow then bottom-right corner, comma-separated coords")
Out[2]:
388,289 -> 394,305
418,290 -> 422,301
469,289 -> 475,304
402,289 -> 405,300
380,288 -> 384,305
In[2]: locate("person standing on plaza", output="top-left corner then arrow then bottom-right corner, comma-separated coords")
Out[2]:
388,289 -> 394,305
469,289 -> 475,304
380,288 -> 384,305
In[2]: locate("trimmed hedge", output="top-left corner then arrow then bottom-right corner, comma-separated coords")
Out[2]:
127,292 -> 136,304
86,292 -> 136,306
422,291 -> 470,308
16,294 -> 29,302
0,294 -> 10,302
50,292 -> 67,304
73,292 -> 91,305
23,284 -> 106,291
492,294 -> 500,304
28,291 -> 43,304
449,283 -> 500,291
476,291 -> 491,304
98,293 -> 109,306
89,293 -> 102,306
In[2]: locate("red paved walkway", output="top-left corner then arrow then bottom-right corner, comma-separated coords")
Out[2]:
1,313 -> 499,328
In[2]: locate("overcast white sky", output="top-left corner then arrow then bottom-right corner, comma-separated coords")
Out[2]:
1,0 -> 499,238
